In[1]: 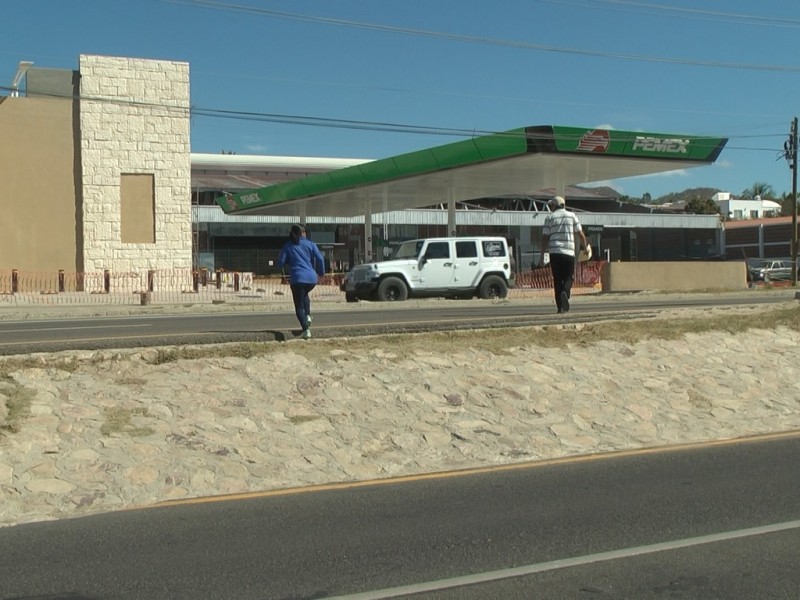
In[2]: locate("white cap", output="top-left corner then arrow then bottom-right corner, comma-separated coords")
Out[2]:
549,195 -> 566,208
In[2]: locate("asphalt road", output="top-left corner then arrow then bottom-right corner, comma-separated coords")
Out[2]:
0,291 -> 794,354
1,433 -> 799,599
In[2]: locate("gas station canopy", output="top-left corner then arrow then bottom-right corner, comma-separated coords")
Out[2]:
217,125 -> 727,218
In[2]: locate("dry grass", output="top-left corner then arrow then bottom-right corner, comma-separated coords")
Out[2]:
309,304 -> 800,356
131,302 -> 800,361
0,304 -> 797,374
114,376 -> 148,386
0,380 -> 35,434
100,406 -> 154,437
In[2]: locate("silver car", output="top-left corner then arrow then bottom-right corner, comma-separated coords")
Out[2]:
752,259 -> 797,282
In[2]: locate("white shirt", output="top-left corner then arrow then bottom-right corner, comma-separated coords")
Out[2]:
543,208 -> 583,257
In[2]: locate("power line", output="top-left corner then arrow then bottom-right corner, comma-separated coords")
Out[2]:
161,0 -> 800,73
191,106 -> 495,137
536,0 -> 800,29
3,87 -> 789,161
0,83 -> 786,152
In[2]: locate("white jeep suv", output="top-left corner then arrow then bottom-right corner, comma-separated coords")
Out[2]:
340,237 -> 515,302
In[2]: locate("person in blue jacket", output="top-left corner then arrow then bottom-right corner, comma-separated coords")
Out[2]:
277,224 -> 326,339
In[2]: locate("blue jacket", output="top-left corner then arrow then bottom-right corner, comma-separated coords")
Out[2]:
277,237 -> 325,284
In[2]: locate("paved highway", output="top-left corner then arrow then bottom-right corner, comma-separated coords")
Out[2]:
1,433 -> 799,599
0,291 -> 793,354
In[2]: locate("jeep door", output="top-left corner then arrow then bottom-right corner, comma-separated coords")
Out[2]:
419,241 -> 455,289
452,239 -> 482,287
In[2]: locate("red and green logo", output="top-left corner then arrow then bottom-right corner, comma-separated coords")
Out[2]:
577,129 -> 610,153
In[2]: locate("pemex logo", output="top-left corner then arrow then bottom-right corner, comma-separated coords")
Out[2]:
225,194 -> 239,211
577,129 -> 610,153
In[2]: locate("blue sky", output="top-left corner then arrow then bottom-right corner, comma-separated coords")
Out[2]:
3,0 -> 799,199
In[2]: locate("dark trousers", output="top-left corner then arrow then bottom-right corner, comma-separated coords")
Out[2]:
549,253 -> 575,310
290,282 -> 316,330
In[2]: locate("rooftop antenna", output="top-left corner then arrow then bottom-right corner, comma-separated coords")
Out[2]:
10,61 -> 33,97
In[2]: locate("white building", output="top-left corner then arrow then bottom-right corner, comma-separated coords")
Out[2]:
712,192 -> 782,220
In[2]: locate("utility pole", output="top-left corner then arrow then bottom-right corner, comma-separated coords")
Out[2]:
784,117 -> 798,286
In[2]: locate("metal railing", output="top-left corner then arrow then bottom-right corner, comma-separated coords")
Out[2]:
0,263 -> 603,307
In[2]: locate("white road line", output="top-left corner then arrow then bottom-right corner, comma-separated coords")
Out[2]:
328,519 -> 800,599
0,323 -> 151,332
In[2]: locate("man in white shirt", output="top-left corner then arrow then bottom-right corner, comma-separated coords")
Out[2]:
539,195 -> 588,313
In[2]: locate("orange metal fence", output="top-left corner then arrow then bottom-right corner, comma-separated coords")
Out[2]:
0,264 -> 603,306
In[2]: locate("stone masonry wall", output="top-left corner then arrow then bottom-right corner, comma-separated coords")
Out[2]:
79,54 -> 191,273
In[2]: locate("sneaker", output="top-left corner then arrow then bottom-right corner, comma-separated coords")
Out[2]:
301,329 -> 312,340
560,291 -> 570,313
306,315 -> 313,326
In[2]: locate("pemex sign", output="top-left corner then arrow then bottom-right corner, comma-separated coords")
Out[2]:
553,126 -> 726,161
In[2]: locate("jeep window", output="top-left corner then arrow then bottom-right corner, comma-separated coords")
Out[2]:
394,240 -> 425,259
482,240 -> 506,257
425,242 -> 450,260
456,241 -> 478,258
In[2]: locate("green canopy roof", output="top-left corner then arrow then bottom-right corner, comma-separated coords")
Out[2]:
217,125 -> 727,217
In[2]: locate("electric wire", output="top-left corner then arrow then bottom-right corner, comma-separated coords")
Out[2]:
0,82 -> 785,156
161,0 -> 800,73
535,0 -> 800,29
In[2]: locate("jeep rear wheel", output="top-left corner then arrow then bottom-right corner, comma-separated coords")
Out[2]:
377,276 -> 408,302
478,275 -> 508,299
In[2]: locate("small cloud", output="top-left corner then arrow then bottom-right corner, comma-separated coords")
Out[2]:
245,144 -> 269,153
622,169 -> 690,181
654,169 -> 689,179
594,123 -> 615,130
714,159 -> 732,169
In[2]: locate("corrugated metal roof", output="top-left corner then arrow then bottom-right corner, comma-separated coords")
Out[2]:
193,205 -> 721,229
192,173 -> 281,191
191,153 -> 370,171
190,154 -> 373,192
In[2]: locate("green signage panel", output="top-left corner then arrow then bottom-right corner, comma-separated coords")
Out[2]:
216,124 -> 728,214
550,126 -> 726,161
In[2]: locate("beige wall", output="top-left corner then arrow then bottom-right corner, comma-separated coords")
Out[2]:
1,54 -> 191,282
601,261 -> 748,292
0,96 -> 78,272
120,174 -> 156,243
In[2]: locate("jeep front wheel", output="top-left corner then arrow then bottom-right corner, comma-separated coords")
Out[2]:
377,276 -> 408,301
478,275 -> 508,299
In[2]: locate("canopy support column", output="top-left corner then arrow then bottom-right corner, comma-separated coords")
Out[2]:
447,188 -> 456,237
382,187 -> 390,258
364,199 -> 373,263
555,166 -> 566,199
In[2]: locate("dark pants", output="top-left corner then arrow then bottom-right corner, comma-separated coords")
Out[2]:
290,282 -> 316,330
549,253 -> 575,310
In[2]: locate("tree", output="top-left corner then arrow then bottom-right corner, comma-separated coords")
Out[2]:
740,182 -> 775,200
685,197 -> 720,215
778,191 -> 798,217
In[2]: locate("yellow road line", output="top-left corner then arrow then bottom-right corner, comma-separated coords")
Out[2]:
138,429 -> 800,512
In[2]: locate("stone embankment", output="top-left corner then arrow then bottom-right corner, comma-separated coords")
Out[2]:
1,294 -> 799,528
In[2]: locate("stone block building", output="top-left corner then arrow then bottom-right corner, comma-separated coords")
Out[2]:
0,54 -> 191,276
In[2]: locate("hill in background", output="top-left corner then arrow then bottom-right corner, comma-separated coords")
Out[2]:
655,187 -> 722,204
